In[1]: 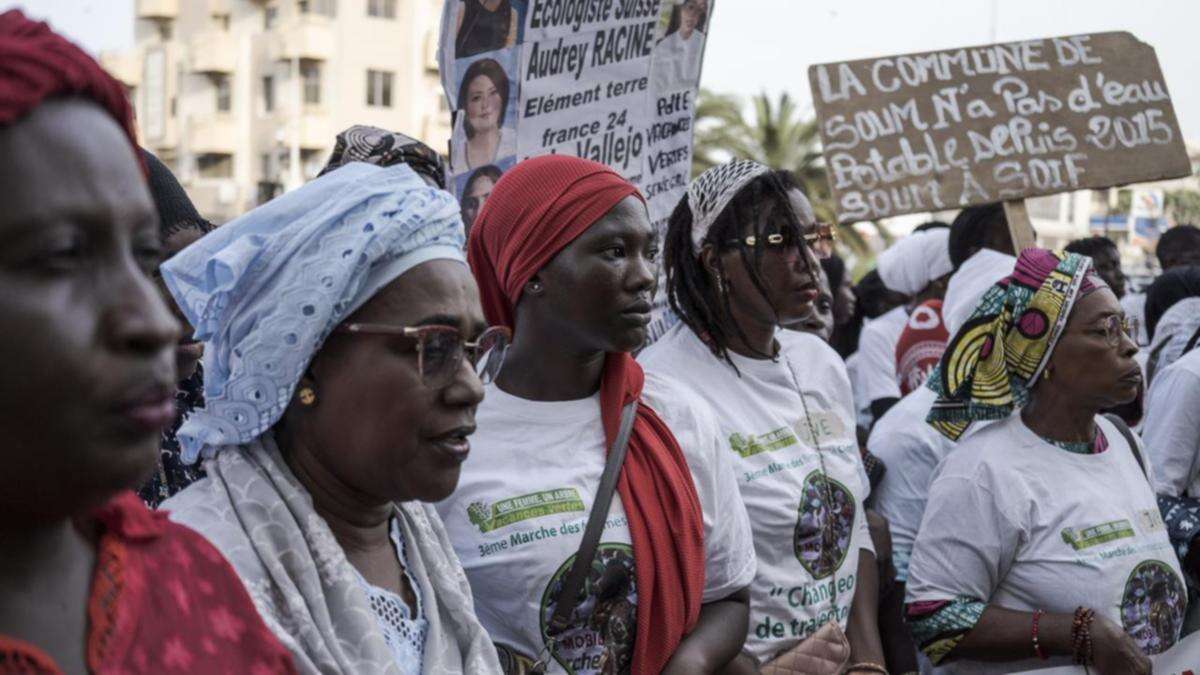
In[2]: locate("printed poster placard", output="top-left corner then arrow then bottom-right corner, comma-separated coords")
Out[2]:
439,0 -> 716,341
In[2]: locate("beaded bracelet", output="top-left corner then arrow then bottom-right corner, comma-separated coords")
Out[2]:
846,663 -> 889,674
1071,606 -> 1096,665
1031,609 -> 1047,660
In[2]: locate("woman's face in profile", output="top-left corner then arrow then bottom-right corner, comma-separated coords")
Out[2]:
466,74 -> 502,134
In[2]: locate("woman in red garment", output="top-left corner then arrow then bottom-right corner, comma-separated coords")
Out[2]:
0,12 -> 294,674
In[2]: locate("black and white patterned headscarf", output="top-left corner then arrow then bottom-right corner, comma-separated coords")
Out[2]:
319,124 -> 446,189
686,158 -> 769,250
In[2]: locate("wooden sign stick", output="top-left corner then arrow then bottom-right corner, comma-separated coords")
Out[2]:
1003,199 -> 1038,252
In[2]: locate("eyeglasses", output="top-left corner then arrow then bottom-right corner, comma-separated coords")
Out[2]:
333,323 -> 511,388
1088,315 -> 1131,348
724,223 -> 836,259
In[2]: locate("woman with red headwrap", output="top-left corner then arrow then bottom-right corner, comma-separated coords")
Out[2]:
436,155 -> 756,674
0,11 -> 293,674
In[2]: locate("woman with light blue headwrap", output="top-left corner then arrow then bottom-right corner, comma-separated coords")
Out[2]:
159,161 -> 508,674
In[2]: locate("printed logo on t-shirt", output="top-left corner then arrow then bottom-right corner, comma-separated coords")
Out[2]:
1137,508 -> 1166,534
729,427 -> 798,458
539,543 -> 637,675
467,488 -> 586,533
1120,560 -> 1186,655
1060,519 -> 1136,551
792,409 -> 849,447
793,471 -> 856,580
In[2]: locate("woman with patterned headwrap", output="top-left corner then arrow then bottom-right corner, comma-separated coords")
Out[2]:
904,249 -> 1180,675
437,155 -> 756,674
159,161 -> 506,674
0,10 -> 294,673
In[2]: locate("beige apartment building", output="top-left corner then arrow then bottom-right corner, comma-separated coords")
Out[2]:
102,0 -> 450,223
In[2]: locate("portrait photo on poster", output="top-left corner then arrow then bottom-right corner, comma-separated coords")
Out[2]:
454,158 -> 514,237
452,0 -> 528,61
450,49 -> 520,175
651,0 -> 709,93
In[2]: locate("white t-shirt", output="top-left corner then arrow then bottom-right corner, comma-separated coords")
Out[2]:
1144,348 -> 1200,497
866,387 -> 955,583
1122,291 -> 1149,347
639,325 -> 874,664
906,415 -> 1186,674
435,373 -> 756,674
854,306 -> 908,423
650,29 -> 705,92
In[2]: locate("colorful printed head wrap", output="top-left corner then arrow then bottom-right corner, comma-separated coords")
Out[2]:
926,249 -> 1102,440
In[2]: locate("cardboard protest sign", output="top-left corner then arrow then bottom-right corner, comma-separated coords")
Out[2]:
439,0 -> 714,341
808,33 -> 1192,224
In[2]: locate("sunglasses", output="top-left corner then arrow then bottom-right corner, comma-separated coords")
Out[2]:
334,323 -> 511,388
724,223 -> 836,259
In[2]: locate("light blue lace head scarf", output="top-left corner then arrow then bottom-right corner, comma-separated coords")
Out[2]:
161,163 -> 466,462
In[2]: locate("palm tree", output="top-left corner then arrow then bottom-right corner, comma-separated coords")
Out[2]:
691,89 -> 889,259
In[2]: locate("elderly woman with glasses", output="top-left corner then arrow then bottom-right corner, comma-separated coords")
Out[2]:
159,160 -> 507,674
904,249 -> 1183,675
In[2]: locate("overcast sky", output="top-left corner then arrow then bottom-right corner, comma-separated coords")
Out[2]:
10,0 -> 1200,141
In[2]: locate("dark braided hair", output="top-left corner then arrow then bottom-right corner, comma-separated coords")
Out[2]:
663,168 -> 811,370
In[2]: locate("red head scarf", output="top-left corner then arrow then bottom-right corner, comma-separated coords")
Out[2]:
0,10 -> 140,160
469,155 -> 706,672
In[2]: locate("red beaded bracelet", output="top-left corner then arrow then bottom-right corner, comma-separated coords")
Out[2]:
1031,609 -> 1047,660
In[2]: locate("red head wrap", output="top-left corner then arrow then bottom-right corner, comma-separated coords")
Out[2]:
0,10 -> 140,161
468,155 -> 706,672
895,299 -> 949,396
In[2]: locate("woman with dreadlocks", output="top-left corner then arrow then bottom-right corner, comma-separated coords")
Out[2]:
639,160 -> 887,674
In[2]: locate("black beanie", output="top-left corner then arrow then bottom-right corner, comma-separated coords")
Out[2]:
140,148 -> 212,236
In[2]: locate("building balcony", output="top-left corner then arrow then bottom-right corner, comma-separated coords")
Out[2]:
268,18 -> 334,62
208,0 -> 231,15
136,0 -> 179,20
189,33 -> 235,73
297,111 -> 333,150
190,116 -> 237,155
100,50 -> 142,88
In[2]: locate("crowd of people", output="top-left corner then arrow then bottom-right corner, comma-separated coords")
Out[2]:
3,10 -> 1200,675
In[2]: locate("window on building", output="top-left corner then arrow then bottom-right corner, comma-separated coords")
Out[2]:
214,74 -> 232,112
366,69 -> 393,107
264,4 -> 278,29
157,20 -> 173,40
367,0 -> 397,18
197,153 -> 234,179
262,75 -> 275,112
298,0 -> 336,17
301,61 -> 322,106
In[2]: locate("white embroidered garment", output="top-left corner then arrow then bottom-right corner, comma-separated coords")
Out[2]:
352,518 -> 430,673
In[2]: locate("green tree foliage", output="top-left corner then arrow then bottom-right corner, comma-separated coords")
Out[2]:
1165,190 -> 1200,225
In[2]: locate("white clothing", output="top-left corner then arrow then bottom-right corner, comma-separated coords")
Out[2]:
853,306 -> 908,423
1123,291 -> 1150,347
435,373 -> 756,674
450,125 -> 515,175
867,387 -> 955,583
650,29 -> 705,92
639,326 -> 874,663
877,229 -> 953,297
1144,348 -> 1200,497
352,518 -> 428,673
942,250 -> 1016,337
907,415 -> 1186,674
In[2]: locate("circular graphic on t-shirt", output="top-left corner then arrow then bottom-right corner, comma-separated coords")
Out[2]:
1120,560 -> 1186,655
793,471 -> 856,580
539,543 -> 637,675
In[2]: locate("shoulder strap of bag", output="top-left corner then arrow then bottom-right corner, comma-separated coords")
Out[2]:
1103,412 -> 1147,480
545,400 -> 639,637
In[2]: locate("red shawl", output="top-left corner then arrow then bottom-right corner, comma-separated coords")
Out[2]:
468,155 -> 705,673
